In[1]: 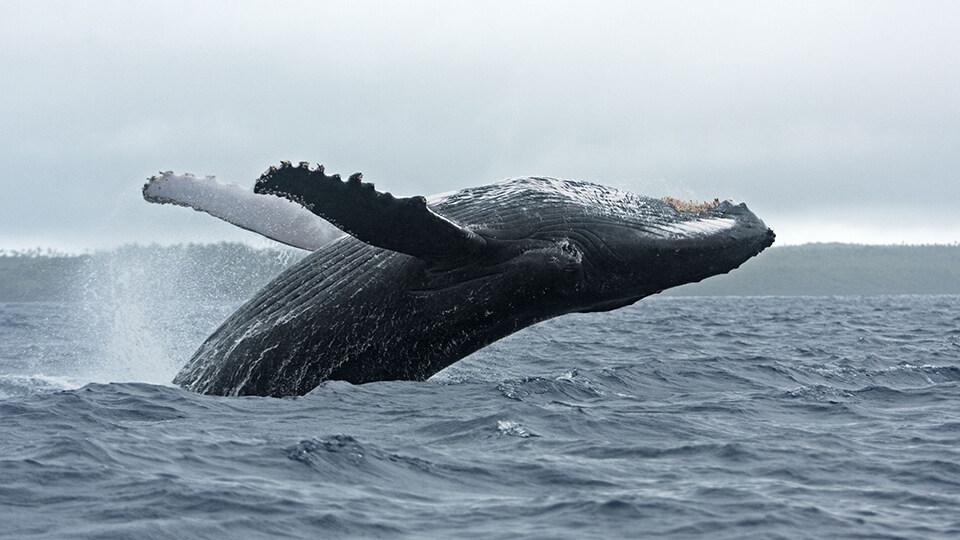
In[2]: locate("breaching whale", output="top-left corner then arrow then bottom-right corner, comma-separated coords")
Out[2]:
144,162 -> 774,397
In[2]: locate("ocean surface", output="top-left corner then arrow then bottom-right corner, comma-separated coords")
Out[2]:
1,294 -> 959,539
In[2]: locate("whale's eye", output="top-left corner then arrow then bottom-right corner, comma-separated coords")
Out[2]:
558,239 -> 582,258
555,240 -> 583,276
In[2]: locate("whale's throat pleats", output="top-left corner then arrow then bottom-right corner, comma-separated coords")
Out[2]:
254,162 -> 486,265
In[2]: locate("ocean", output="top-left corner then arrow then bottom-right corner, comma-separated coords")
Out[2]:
1,294 -> 959,539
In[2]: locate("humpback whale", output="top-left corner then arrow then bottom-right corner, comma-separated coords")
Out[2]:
145,162 -> 774,397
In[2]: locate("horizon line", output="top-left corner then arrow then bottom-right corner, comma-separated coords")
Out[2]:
2,240 -> 960,258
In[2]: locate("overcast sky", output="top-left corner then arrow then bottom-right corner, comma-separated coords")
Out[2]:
2,1 -> 958,251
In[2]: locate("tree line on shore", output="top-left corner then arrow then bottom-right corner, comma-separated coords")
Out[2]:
2,242 -> 959,301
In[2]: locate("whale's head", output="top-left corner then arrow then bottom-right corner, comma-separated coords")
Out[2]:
456,178 -> 774,313
565,195 -> 774,312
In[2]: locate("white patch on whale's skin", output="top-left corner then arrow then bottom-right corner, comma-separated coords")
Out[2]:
654,217 -> 737,237
143,172 -> 341,251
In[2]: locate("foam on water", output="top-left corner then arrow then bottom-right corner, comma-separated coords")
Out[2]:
0,373 -> 81,399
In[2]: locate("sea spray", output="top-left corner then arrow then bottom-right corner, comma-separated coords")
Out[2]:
72,244 -> 303,386
77,246 -> 200,384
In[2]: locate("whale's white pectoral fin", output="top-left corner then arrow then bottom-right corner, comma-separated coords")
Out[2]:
143,172 -> 340,251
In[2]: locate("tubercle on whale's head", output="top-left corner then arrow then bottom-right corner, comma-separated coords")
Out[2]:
569,198 -> 774,312
662,196 -> 722,213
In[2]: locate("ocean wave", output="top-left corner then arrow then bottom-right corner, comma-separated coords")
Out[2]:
3,296 -> 960,539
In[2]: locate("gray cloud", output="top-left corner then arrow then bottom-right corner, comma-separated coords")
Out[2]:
2,0 -> 959,250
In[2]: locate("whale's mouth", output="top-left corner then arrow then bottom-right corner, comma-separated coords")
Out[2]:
763,228 -> 776,248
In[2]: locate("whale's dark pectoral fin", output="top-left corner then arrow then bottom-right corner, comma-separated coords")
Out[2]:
254,162 -> 485,263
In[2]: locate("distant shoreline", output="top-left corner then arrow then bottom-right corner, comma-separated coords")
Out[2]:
666,243 -> 960,296
2,243 -> 959,301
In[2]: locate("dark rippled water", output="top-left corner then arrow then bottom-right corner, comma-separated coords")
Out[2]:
2,295 -> 959,539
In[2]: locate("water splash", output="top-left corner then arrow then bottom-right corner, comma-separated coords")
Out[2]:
70,244 -> 298,387
76,248 -> 195,384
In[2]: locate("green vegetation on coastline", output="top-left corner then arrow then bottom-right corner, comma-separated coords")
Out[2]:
666,243 -> 960,296
1,243 -> 959,301
0,244 -> 303,302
